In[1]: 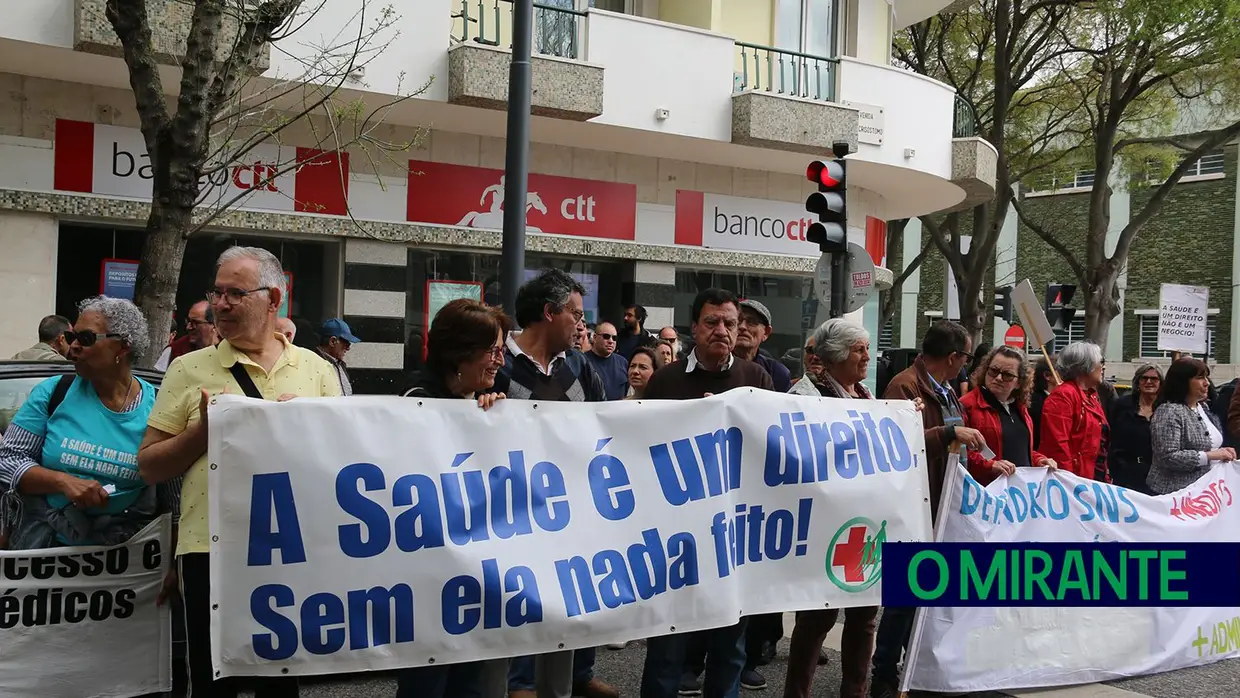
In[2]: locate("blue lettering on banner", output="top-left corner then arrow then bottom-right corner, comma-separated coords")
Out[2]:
763,411 -> 915,488
250,583 -> 416,660
248,473 -> 308,566
960,473 -> 1140,525
554,527 -> 699,617
441,558 -> 541,634
648,428 -> 743,506
332,457 -> 572,559
710,498 -> 815,578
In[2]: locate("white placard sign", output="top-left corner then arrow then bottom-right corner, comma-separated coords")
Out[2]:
1011,279 -> 1055,349
207,391 -> 932,677
0,517 -> 173,698
903,462 -> 1240,693
1159,283 -> 1209,354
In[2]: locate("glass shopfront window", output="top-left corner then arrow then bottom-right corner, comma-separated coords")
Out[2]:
404,248 -> 626,372
56,224 -> 340,344
673,268 -> 823,367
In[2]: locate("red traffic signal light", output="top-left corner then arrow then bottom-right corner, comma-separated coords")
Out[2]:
807,160 -> 845,189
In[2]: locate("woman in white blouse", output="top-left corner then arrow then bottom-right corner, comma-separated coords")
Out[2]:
1148,358 -> 1235,494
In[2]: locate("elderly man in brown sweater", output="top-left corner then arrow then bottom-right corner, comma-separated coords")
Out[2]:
639,287 -> 772,698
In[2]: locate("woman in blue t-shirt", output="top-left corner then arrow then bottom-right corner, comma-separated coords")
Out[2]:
0,295 -> 169,549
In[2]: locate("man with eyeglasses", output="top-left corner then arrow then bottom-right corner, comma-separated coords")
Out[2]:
871,319 -> 987,698
734,299 -> 791,393
137,246 -> 341,698
155,300 -> 217,371
584,321 -> 630,400
487,268 -> 614,698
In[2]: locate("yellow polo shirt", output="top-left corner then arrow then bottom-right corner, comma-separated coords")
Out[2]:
147,335 -> 342,556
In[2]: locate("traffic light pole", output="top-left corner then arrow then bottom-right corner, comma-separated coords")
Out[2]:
499,0 -> 534,318
829,251 -> 847,319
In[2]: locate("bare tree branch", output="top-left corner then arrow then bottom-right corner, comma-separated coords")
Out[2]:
1010,195 -> 1086,283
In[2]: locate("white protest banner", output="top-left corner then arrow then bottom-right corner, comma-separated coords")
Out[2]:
0,516 -> 173,698
903,462 -> 1240,693
207,390 -> 932,678
1159,283 -> 1210,354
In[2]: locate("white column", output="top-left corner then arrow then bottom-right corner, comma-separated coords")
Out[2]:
1106,173 -> 1131,362
0,211 -> 58,359
992,202 -> 1019,346
899,218 -> 922,347
1232,166 -> 1240,363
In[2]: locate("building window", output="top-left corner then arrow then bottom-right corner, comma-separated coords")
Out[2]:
1138,314 -> 1217,359
1145,150 -> 1226,183
1032,168 -> 1095,192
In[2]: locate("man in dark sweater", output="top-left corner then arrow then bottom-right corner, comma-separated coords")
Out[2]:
639,288 -> 773,698
584,321 -> 630,400
490,269 -> 614,698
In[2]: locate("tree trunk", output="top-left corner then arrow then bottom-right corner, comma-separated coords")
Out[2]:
133,200 -> 193,368
1082,267 -> 1120,351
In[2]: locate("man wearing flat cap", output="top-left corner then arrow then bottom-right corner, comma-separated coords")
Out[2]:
735,298 -> 792,393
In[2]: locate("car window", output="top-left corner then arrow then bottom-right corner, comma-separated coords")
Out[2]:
0,377 -> 47,436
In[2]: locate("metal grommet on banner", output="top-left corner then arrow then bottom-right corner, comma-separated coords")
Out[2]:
417,401 -> 423,406
212,536 -> 219,542
533,403 -> 539,409
428,657 -> 435,664
558,643 -> 565,649
282,668 -> 289,675
212,604 -> 218,610
210,463 -> 218,470
670,625 -> 676,631
215,671 -> 220,678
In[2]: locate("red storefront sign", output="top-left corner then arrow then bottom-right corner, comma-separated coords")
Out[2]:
407,161 -> 637,241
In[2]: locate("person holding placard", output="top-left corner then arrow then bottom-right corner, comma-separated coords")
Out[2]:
1038,341 -> 1110,482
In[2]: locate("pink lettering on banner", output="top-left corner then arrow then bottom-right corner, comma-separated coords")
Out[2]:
51,119 -> 349,216
1170,480 -> 1233,521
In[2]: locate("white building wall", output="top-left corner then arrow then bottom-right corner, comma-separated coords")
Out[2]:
0,211 -> 58,358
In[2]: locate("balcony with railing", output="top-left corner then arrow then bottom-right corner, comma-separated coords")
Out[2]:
948,94 -> 998,212
953,94 -> 978,138
730,42 -> 858,155
447,0 -> 603,121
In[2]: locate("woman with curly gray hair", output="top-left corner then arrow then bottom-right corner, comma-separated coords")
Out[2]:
0,295 -> 167,549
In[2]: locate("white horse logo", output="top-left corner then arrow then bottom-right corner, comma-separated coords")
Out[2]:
457,175 -> 547,232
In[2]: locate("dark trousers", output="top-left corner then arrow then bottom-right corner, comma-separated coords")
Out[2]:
396,662 -> 484,698
686,613 -> 780,675
743,614 -> 782,670
181,553 -> 299,698
640,620 -> 748,698
508,649 -> 596,690
871,606 -> 916,685
784,607 -> 877,698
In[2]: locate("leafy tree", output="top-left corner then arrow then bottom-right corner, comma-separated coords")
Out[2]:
1010,0 -> 1240,346
894,0 -> 1083,343
104,0 -> 420,364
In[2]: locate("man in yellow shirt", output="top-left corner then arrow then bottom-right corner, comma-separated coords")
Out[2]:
138,246 -> 341,698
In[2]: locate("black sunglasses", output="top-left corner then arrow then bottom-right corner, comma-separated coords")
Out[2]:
64,331 -> 122,348
597,333 -> 616,340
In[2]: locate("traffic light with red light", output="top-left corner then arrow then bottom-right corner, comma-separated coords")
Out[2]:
805,158 -> 847,254
1045,283 -> 1077,333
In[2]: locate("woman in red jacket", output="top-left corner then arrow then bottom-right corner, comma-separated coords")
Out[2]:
961,346 -> 1058,484
1039,341 -> 1110,481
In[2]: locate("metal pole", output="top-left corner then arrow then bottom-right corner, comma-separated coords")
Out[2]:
829,250 -> 847,318
500,0 -> 534,318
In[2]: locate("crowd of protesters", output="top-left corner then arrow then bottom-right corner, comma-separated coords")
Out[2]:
3,250 -> 1239,698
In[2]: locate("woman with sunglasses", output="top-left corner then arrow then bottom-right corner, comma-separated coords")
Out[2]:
0,296 -> 169,550
960,346 -> 1057,485
397,297 -> 511,698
